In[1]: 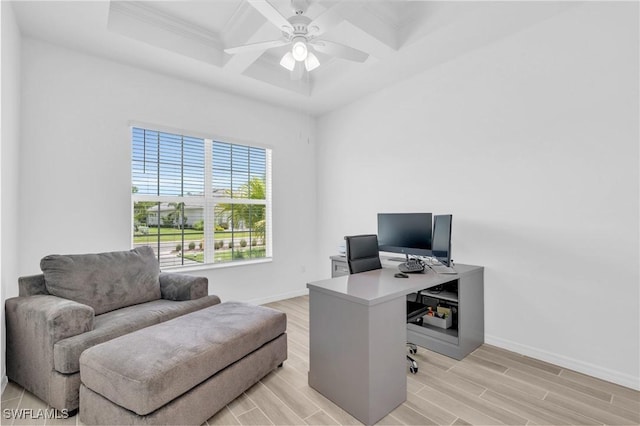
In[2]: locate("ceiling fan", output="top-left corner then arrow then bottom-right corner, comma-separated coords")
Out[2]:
224,0 -> 369,79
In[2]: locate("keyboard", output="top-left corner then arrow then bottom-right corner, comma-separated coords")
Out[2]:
429,264 -> 456,274
398,259 -> 425,273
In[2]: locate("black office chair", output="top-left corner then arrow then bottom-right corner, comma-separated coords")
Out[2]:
344,234 -> 423,373
344,234 -> 382,274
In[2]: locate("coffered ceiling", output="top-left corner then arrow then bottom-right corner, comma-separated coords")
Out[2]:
11,1 -> 573,115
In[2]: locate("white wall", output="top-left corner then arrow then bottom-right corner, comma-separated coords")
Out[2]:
317,3 -> 639,389
1,1 -> 22,392
18,39 -> 317,306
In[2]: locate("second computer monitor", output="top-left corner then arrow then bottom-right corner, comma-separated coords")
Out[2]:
432,214 -> 453,266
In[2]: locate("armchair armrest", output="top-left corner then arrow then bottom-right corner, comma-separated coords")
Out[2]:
5,295 -> 94,402
159,273 -> 209,301
6,295 -> 95,347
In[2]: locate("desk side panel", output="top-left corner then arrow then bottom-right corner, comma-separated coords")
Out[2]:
308,289 -> 407,425
308,289 -> 371,421
459,267 -> 485,356
368,298 -> 406,423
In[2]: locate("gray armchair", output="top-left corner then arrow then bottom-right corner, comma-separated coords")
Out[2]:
5,247 -> 221,412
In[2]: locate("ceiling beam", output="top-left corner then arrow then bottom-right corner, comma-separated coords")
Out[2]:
107,2 -> 224,66
339,2 -> 399,55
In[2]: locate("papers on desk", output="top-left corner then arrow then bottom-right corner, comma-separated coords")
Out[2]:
429,265 -> 457,274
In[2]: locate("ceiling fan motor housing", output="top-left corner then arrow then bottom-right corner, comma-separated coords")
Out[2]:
288,14 -> 312,39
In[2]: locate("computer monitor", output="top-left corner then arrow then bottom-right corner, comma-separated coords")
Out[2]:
377,213 -> 432,257
432,214 -> 452,266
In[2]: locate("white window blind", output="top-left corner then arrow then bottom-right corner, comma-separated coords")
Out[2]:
132,127 -> 272,268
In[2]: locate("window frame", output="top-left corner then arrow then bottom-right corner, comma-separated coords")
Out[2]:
130,124 -> 273,270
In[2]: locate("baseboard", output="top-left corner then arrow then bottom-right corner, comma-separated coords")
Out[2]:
249,288 -> 308,306
1,375 -> 7,395
485,334 -> 640,391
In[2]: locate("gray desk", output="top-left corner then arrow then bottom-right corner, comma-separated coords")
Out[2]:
307,262 -> 483,425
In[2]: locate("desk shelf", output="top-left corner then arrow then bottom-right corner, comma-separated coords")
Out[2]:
408,322 -> 459,345
411,267 -> 483,360
330,256 -> 484,360
422,289 -> 458,303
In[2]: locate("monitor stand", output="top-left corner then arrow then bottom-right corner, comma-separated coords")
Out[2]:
387,254 -> 410,262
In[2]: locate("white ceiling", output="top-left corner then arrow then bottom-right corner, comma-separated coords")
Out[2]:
11,1 -> 574,116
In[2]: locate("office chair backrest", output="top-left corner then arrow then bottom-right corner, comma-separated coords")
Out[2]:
345,234 -> 382,274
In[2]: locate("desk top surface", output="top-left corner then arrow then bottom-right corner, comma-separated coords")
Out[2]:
307,262 -> 483,306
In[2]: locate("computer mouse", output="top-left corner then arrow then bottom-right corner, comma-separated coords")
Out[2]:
394,273 -> 409,278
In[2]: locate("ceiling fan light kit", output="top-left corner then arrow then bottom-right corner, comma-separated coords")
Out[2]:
291,36 -> 308,61
279,51 -> 296,71
304,52 -> 320,71
224,0 -> 369,79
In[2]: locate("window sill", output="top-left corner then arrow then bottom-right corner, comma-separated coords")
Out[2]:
160,257 -> 273,273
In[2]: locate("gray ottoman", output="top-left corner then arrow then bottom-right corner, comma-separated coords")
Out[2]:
79,302 -> 287,425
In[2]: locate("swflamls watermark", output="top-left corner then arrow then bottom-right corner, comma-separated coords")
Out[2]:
3,408 -> 69,420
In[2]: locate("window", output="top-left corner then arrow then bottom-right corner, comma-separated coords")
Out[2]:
131,127 -> 272,268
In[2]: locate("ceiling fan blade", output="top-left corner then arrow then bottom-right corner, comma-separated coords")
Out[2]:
310,40 -> 369,62
248,0 -> 293,33
307,4 -> 347,37
291,61 -> 304,80
225,39 -> 289,55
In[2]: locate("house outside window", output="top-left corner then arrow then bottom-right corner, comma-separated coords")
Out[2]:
131,127 -> 272,268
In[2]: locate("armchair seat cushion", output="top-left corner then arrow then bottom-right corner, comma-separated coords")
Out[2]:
53,295 -> 221,374
41,247 -> 161,315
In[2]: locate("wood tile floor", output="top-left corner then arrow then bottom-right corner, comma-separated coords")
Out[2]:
2,295 -> 638,425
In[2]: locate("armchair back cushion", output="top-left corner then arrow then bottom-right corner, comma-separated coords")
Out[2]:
41,247 -> 161,315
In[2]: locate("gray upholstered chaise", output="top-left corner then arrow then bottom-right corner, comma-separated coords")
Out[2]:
5,247 -> 221,412
79,302 -> 288,425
